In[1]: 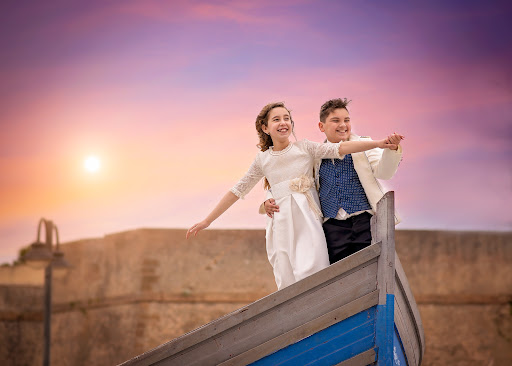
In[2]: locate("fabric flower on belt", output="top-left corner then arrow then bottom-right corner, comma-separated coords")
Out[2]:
289,175 -> 313,193
289,175 -> 322,219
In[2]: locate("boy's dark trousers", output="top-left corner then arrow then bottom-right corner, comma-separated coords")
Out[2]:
322,212 -> 373,264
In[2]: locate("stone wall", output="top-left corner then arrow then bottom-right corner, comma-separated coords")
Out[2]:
395,230 -> 512,365
0,229 -> 510,365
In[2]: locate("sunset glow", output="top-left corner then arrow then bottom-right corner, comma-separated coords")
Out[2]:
84,156 -> 101,173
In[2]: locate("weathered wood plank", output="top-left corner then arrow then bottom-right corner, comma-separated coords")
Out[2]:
334,348 -> 377,366
220,291 -> 379,366
394,296 -> 417,366
374,191 -> 395,305
395,279 -> 421,366
395,253 -> 425,364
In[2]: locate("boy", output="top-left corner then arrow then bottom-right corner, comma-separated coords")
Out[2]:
263,98 -> 403,264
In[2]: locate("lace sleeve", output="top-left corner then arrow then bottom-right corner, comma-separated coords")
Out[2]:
230,155 -> 264,199
302,139 -> 343,160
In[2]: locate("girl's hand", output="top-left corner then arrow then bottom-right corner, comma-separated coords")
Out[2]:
186,220 -> 210,239
376,139 -> 398,150
264,198 -> 280,218
385,133 -> 404,150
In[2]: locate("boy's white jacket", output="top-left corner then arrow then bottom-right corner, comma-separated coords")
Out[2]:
260,134 -> 403,225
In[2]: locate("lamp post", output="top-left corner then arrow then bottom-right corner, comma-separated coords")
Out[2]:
23,218 -> 71,366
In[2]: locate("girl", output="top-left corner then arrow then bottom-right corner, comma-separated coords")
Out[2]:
187,102 -> 400,290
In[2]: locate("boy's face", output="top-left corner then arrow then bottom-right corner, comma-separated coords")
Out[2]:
318,108 -> 351,142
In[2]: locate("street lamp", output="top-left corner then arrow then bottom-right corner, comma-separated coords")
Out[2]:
23,218 -> 71,366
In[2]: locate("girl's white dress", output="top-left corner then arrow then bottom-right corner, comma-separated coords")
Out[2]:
230,139 -> 343,290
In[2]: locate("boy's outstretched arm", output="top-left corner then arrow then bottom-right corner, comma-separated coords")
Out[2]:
339,135 -> 403,155
186,191 -> 239,239
338,135 -> 402,155
370,133 -> 404,179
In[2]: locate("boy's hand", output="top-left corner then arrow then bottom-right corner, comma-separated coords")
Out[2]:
385,133 -> 404,150
264,199 -> 279,218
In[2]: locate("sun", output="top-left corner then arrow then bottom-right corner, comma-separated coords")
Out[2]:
84,155 -> 101,173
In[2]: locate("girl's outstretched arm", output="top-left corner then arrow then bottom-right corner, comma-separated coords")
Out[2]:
186,191 -> 239,239
339,133 -> 403,155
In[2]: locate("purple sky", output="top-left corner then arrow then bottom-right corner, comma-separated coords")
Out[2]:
1,0 -> 511,264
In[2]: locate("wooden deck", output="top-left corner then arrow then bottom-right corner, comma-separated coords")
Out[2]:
119,192 -> 425,366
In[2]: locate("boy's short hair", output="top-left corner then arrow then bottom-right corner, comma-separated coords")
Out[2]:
320,98 -> 351,122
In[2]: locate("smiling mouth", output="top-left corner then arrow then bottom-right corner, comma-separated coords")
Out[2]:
277,128 -> 288,132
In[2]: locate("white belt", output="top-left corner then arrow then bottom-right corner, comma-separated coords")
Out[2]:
271,175 -> 323,219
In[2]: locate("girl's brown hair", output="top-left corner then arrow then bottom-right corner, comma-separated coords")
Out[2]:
254,102 -> 293,190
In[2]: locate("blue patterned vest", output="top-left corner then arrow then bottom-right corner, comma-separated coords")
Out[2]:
318,154 -> 371,218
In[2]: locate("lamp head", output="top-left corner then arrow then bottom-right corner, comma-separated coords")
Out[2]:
23,240 -> 52,269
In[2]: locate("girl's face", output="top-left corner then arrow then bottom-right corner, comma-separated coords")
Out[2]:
262,107 -> 292,142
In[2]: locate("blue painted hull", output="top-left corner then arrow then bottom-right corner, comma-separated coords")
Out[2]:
251,295 -> 409,366
250,308 -> 376,366
393,326 -> 408,366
